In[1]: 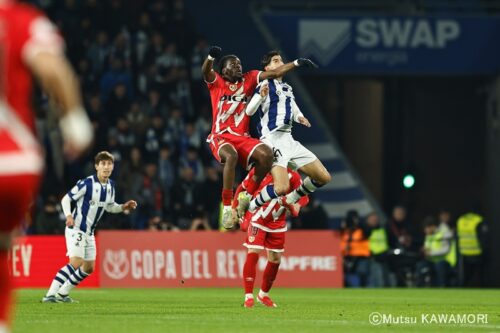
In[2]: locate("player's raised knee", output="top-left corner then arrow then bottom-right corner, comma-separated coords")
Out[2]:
274,183 -> 290,196
257,145 -> 273,168
316,170 -> 332,186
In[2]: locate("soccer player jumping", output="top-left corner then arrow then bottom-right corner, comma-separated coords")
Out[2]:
243,50 -> 331,217
42,151 -> 137,303
202,46 -> 316,229
233,168 -> 309,308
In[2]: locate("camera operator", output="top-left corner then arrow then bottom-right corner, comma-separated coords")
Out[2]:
340,210 -> 371,287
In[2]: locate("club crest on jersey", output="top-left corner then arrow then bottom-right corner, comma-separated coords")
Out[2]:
229,84 -> 237,91
248,236 -> 255,243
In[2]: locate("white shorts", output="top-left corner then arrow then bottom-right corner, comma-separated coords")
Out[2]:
65,227 -> 96,261
261,131 -> 317,169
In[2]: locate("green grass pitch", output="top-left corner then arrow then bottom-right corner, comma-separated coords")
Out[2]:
14,288 -> 500,333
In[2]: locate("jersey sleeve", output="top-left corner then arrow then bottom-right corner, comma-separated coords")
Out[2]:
246,70 -> 262,86
205,71 -> 223,90
246,81 -> 267,116
16,5 -> 64,66
67,179 -> 87,201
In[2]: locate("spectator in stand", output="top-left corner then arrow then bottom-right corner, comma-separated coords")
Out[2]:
115,117 -> 136,150
133,162 -> 163,229
387,205 -> 415,251
100,57 -> 133,102
179,123 -> 202,157
34,195 -> 65,235
171,166 -> 202,229
290,194 -> 328,230
197,166 -> 222,229
86,30 -> 111,78
105,82 -> 131,124
126,101 -> 148,138
142,88 -> 168,118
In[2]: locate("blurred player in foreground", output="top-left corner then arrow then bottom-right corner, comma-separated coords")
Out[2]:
233,168 -> 309,308
241,50 -> 330,217
202,45 -> 316,229
0,0 -> 93,330
42,151 -> 137,303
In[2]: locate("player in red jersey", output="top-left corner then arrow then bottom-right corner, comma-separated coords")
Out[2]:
232,168 -> 309,308
202,45 -> 316,229
0,1 -> 93,330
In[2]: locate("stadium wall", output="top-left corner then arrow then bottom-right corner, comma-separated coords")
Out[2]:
9,232 -> 343,288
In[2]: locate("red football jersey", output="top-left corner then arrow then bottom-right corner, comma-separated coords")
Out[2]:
0,1 -> 63,132
241,169 -> 308,231
206,70 -> 260,136
0,1 -> 63,174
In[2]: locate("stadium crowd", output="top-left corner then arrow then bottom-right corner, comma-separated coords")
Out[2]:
25,0 -> 330,233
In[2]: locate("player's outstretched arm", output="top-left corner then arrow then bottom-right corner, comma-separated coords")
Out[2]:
28,52 -> 93,158
60,194 -> 75,227
246,82 -> 269,116
260,58 -> 318,80
106,200 -> 137,214
202,46 -> 222,83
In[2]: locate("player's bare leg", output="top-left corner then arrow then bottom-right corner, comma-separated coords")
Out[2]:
283,159 -> 332,210
271,166 -> 290,195
219,145 -> 239,229
243,249 -> 262,308
258,251 -> 282,308
244,145 -> 274,213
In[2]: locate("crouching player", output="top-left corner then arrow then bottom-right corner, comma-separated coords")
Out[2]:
42,151 -> 137,303
233,168 -> 309,308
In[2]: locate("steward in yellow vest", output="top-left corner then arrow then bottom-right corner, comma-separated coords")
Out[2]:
456,211 -> 488,287
416,217 -> 455,287
457,213 -> 483,256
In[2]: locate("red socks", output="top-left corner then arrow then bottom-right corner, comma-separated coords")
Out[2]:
243,253 -> 259,294
222,188 -> 233,206
261,261 -> 280,293
0,251 -> 12,325
246,177 -> 259,196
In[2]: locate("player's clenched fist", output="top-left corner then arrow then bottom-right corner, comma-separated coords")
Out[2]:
294,58 -> 318,68
122,200 -> 138,210
208,46 -> 222,59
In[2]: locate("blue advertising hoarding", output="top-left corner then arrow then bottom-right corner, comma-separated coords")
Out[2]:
262,14 -> 500,74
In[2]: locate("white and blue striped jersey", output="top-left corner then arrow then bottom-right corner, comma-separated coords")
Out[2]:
250,79 -> 304,138
66,175 -> 119,235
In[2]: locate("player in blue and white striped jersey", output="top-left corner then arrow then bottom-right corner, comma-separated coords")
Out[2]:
42,151 -> 137,303
242,51 -> 331,216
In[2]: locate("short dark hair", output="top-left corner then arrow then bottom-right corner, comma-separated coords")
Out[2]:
218,54 -> 238,74
423,216 -> 438,228
95,151 -> 114,164
261,50 -> 281,69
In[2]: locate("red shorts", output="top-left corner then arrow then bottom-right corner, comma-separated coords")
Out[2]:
208,133 -> 263,169
244,224 -> 285,252
0,174 -> 40,232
